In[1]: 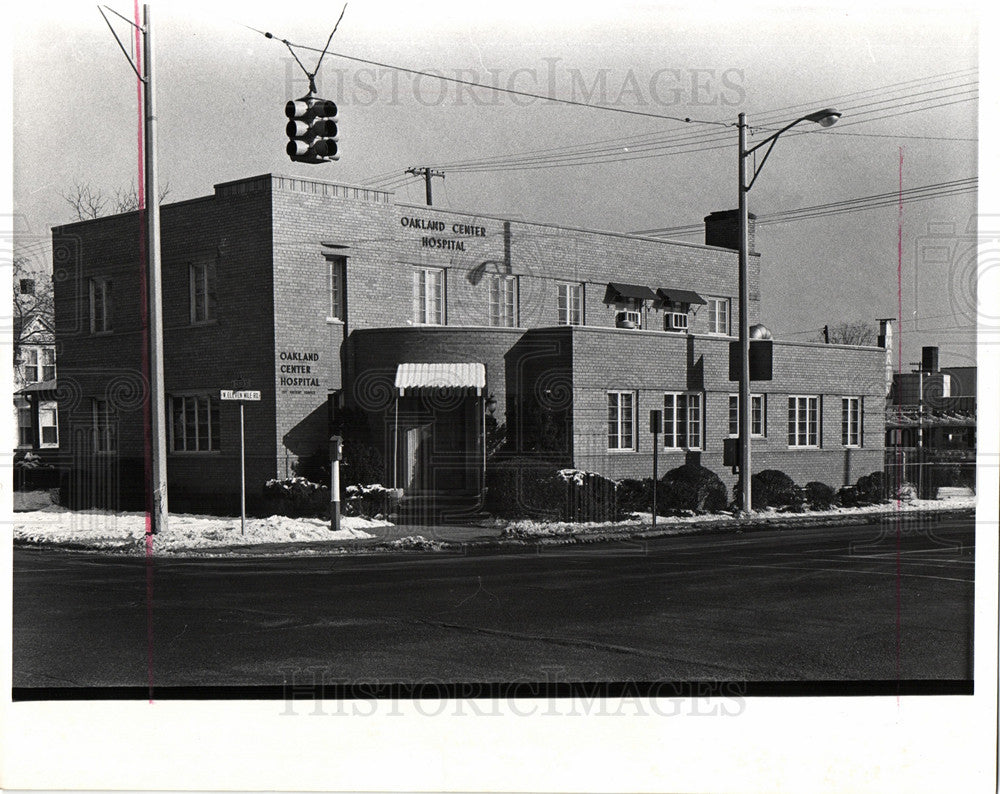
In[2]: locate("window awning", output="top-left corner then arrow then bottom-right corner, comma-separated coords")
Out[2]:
657,287 -> 707,306
395,363 -> 486,396
604,282 -> 658,303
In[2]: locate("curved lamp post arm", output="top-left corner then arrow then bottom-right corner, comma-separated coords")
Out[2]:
741,108 -> 842,192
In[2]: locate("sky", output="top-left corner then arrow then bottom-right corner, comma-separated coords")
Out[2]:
11,0 -> 981,370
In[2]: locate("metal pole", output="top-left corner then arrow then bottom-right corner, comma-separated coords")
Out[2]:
652,429 -> 658,529
737,112 -> 752,515
331,455 -> 341,532
239,402 -> 245,535
142,5 -> 168,533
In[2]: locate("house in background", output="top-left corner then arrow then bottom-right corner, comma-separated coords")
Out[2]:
14,310 -> 60,458
885,346 -> 975,497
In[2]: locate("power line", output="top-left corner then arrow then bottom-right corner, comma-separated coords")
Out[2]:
362,73 -> 977,181
410,94 -> 977,175
631,178 -> 978,236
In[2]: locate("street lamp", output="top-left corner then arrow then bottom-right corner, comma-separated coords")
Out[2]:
737,108 -> 841,515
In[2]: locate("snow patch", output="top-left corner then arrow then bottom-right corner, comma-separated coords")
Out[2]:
11,508 -> 386,554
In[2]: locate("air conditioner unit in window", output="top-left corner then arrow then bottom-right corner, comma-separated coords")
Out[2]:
616,310 -> 641,329
665,312 -> 688,331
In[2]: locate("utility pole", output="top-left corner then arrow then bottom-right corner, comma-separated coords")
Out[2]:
142,5 -> 169,534
406,167 -> 445,206
101,3 -> 168,532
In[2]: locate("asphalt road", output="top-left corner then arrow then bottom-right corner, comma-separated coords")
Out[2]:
13,517 -> 974,688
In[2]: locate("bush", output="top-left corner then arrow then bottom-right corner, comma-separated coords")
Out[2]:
344,483 -> 403,518
617,478 -> 653,516
484,459 -> 618,521
854,471 -> 886,505
659,464 -> 728,514
750,469 -> 803,510
262,477 -> 330,517
484,458 -> 564,519
557,469 -> 618,522
13,452 -> 59,491
804,481 -> 837,510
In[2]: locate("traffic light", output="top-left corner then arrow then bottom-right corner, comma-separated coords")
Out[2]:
285,95 -> 339,163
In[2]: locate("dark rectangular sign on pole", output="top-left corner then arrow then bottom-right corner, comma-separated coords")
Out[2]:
729,340 -> 774,381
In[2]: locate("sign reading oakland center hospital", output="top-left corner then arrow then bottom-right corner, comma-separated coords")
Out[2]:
278,349 -> 322,394
401,216 -> 488,250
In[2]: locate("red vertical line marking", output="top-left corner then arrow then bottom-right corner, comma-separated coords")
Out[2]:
896,146 -> 904,700
135,0 -> 154,705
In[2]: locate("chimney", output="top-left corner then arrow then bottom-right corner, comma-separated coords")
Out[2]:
704,209 -> 756,253
921,346 -> 939,373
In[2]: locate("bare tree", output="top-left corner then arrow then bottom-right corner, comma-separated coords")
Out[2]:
820,321 -> 878,346
61,180 -> 108,221
13,256 -> 55,366
62,180 -> 172,220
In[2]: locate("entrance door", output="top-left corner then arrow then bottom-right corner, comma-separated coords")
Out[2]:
405,423 -> 433,491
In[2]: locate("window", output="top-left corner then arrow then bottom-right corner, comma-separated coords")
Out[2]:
23,349 -> 39,382
41,348 -> 56,381
663,392 -> 703,449
169,394 -> 221,453
788,395 -> 820,447
39,401 -> 58,447
842,397 -> 862,447
328,256 -> 346,320
557,282 -> 583,326
412,266 -> 445,325
90,277 -> 112,334
189,261 -> 216,324
607,391 -> 636,451
17,403 -> 32,447
93,399 -> 116,453
707,297 -> 730,334
489,274 -> 517,327
728,394 -> 766,437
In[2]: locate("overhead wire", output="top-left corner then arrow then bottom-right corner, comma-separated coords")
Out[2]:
361,71 -> 976,181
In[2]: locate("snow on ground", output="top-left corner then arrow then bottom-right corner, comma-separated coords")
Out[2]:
11,506 -> 386,554
501,496 -> 978,537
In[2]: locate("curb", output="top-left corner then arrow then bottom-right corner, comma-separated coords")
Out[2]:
13,506 -> 975,558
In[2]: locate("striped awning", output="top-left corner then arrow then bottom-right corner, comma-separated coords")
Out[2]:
395,363 -> 486,395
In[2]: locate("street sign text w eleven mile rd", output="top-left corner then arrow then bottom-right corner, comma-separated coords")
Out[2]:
220,390 -> 261,401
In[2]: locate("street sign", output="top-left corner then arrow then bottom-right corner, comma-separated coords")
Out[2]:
220,390 -> 261,401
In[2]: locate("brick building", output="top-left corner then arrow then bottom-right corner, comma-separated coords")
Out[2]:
52,173 -> 886,513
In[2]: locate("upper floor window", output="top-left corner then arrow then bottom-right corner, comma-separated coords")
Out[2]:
39,400 -> 58,448
190,261 -> 217,324
90,277 -> 112,334
707,297 -> 730,334
328,256 -> 346,321
788,395 -> 820,448
558,282 -> 584,326
842,397 -> 862,447
23,348 -> 39,382
93,399 -> 116,453
729,393 -> 765,437
41,348 -> 56,381
663,392 -> 702,450
169,394 -> 221,453
607,390 -> 636,451
413,266 -> 445,325
489,274 -> 517,327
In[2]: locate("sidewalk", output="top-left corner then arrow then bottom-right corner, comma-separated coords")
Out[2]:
10,496 -> 976,558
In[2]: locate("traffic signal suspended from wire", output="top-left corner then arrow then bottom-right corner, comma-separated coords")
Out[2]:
285,95 -> 339,163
